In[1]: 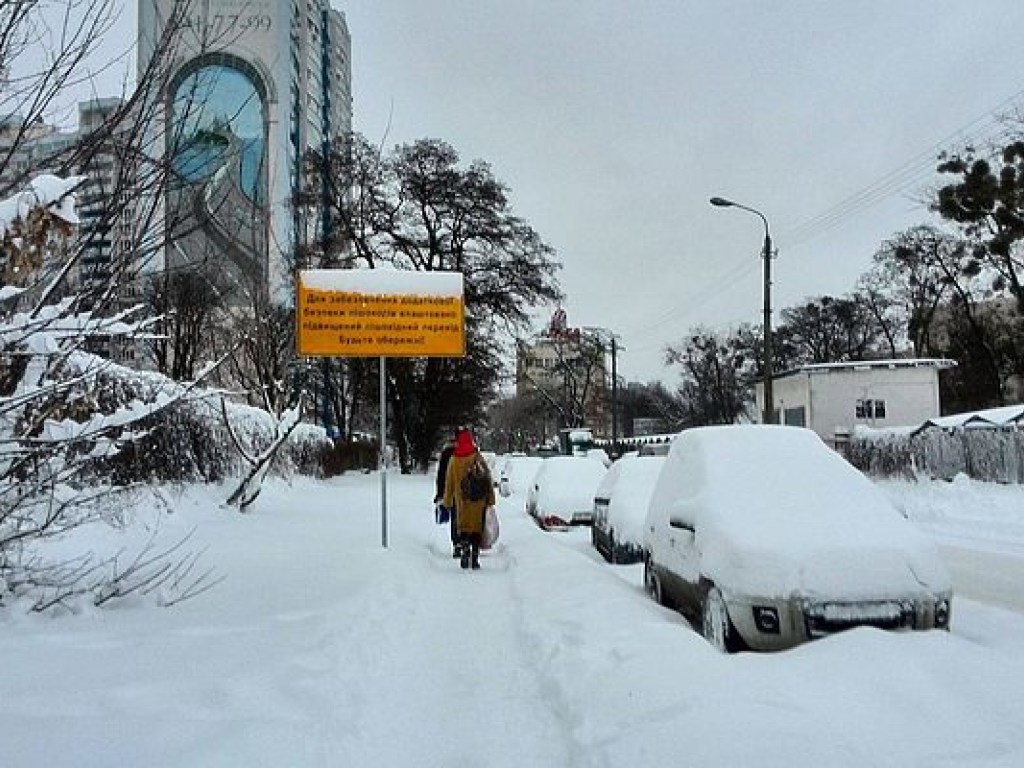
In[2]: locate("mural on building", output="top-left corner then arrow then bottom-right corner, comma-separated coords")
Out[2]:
167,58 -> 269,300
139,0 -> 352,304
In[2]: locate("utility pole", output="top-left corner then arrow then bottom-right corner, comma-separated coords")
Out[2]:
610,335 -> 619,453
761,228 -> 774,425
582,327 -> 621,452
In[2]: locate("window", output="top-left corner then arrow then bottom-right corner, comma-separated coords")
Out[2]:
783,406 -> 806,427
856,399 -> 886,419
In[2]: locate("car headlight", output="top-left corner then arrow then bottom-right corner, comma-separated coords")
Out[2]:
934,598 -> 951,630
752,605 -> 781,634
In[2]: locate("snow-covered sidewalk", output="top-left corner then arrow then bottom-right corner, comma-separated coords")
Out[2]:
2,471 -> 1024,767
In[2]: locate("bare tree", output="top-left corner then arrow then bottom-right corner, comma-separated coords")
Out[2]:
862,226 -> 963,357
0,1 -> 238,612
484,390 -> 551,452
143,266 -> 219,378
299,135 -> 562,470
221,390 -> 306,511
0,174 -> 224,611
778,295 -> 888,364
1,0 -> 122,196
517,330 -> 608,432
665,327 -> 751,426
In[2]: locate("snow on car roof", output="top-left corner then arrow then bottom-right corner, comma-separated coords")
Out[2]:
648,425 -> 950,597
535,456 -> 608,513
595,454 -> 665,543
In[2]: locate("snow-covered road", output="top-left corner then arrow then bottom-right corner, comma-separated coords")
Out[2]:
2,471 -> 1024,767
879,475 -> 1024,614
940,546 -> 1024,614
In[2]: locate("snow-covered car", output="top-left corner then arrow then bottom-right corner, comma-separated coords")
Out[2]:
526,456 -> 608,529
592,454 -> 666,564
498,454 -> 544,498
642,425 -> 953,653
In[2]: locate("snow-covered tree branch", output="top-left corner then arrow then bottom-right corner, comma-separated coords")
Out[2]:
0,173 -> 225,611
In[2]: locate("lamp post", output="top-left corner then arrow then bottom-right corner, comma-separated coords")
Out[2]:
709,196 -> 775,424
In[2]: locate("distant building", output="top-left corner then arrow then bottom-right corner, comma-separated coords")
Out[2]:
762,358 -> 956,446
0,100 -> 141,363
632,417 -> 666,437
0,116 -> 77,189
516,309 -> 612,437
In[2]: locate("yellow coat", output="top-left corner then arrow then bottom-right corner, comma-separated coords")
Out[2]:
443,452 -> 495,535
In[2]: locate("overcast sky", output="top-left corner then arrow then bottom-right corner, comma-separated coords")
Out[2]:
77,2 -> 1024,383
341,1 -> 1024,382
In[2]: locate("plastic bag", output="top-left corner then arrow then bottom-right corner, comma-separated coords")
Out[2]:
482,505 -> 499,549
434,503 -> 451,525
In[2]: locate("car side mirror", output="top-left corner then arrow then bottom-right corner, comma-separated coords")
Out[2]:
667,499 -> 696,532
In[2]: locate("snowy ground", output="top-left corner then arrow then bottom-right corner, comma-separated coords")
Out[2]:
2,471 -> 1024,767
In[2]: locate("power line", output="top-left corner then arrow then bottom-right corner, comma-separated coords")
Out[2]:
622,256 -> 760,352
616,87 -> 1024,367
782,88 -> 1024,248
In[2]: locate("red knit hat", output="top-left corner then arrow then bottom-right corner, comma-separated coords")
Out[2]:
453,428 -> 476,457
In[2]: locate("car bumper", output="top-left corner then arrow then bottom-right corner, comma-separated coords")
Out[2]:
727,592 -> 953,652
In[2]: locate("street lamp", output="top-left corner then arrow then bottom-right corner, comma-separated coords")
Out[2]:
709,196 -> 775,424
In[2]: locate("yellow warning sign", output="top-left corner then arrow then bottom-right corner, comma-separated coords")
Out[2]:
296,271 -> 466,358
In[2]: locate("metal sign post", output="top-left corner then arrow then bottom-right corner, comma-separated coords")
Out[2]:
296,269 -> 466,549
379,355 -> 388,548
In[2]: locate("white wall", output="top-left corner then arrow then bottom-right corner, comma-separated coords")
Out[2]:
770,365 -> 942,443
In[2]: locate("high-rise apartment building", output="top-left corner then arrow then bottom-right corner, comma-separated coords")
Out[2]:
1,99 -> 138,329
137,0 -> 352,304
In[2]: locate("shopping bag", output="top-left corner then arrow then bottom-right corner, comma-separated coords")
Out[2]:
481,505 -> 500,549
434,503 -> 451,525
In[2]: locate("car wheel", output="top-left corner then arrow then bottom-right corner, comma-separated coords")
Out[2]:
701,585 -> 741,653
644,557 -> 665,606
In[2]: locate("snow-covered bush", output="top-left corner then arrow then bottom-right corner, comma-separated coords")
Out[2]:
77,358 -> 331,485
0,175 -> 229,612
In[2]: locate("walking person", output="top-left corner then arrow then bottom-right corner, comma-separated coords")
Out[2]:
434,434 -> 458,556
443,427 -> 495,570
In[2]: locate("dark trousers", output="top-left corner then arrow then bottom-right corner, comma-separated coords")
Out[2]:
458,532 -> 481,566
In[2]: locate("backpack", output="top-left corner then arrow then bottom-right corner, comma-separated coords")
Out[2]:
460,454 -> 491,502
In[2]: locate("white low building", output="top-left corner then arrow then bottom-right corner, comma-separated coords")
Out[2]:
759,358 -> 956,446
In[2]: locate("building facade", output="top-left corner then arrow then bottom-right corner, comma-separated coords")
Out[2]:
1,99 -> 142,364
763,358 -> 956,445
516,310 -> 613,438
137,0 -> 352,305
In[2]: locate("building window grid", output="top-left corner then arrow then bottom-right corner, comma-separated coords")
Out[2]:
855,399 -> 887,420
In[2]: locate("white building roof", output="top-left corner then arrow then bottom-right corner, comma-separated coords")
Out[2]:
777,358 -> 957,379
912,404 -> 1024,434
